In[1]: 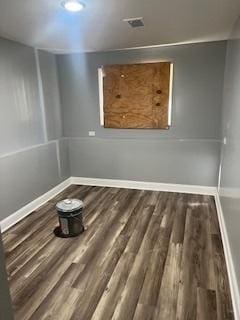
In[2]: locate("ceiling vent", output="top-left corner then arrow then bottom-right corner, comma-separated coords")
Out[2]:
123,17 -> 144,28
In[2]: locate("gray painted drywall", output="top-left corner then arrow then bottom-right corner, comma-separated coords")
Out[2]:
0,40 -> 69,317
0,38 -> 44,156
57,41 -> 226,186
0,141 -> 63,220
0,232 -> 14,320
70,138 -> 220,186
58,138 -> 71,180
38,50 -> 62,141
219,18 -> 240,292
0,39 -> 70,222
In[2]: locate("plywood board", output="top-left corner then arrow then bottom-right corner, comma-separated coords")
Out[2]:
102,62 -> 172,129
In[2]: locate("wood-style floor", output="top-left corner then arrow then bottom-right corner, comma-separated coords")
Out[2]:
3,185 -> 234,320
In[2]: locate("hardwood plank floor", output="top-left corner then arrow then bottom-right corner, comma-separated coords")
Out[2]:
2,185 -> 234,320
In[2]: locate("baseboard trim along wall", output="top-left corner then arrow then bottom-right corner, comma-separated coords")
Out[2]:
214,194 -> 240,320
0,178 -> 71,233
71,177 -> 217,195
0,176 -> 217,233
0,175 -> 238,320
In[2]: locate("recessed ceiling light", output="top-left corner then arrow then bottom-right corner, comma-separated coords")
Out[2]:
61,0 -> 85,12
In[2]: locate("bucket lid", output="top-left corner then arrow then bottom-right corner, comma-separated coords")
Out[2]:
56,199 -> 84,213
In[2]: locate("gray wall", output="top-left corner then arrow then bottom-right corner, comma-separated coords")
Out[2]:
0,232 -> 14,320
0,141 -> 66,220
57,41 -> 226,186
38,50 -> 62,141
0,38 -> 44,155
69,137 -> 220,185
0,38 -> 70,222
219,18 -> 240,292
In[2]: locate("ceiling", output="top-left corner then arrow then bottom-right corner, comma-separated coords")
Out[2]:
0,0 -> 240,53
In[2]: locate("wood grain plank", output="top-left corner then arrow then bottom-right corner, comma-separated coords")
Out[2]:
212,234 -> 234,320
197,287 -> 217,320
155,243 -> 182,320
176,203 -> 200,320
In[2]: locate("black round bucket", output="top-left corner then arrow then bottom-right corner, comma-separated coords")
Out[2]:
55,199 -> 84,238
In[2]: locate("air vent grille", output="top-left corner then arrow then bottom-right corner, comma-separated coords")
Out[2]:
123,17 -> 144,28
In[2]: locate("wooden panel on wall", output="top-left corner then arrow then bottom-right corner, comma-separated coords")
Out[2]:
102,62 -> 172,129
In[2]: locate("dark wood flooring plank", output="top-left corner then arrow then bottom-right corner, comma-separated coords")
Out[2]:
152,194 -> 186,320
201,199 -> 216,291
196,287 -> 217,320
155,243 -> 182,320
133,303 -> 157,320
136,192 -> 175,313
176,196 -> 201,320
208,195 -> 221,236
212,234 -> 234,320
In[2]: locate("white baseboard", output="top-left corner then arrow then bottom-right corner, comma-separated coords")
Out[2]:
1,176 -> 216,234
214,194 -> 240,320
0,178 -> 72,233
71,177 -> 217,196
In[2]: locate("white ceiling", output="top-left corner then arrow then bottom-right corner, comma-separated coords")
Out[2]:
0,0 -> 240,53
